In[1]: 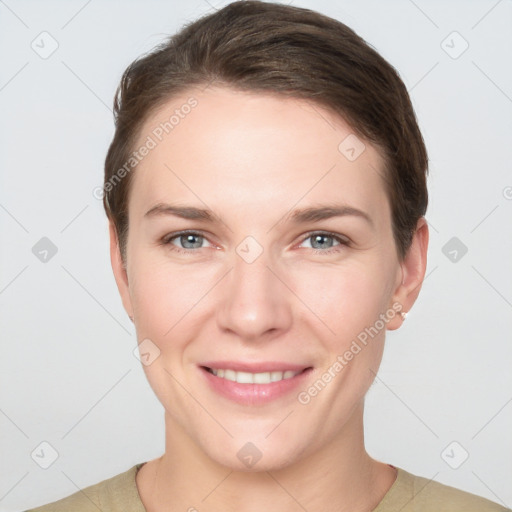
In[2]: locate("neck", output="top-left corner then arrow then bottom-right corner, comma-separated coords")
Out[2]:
138,402 -> 396,512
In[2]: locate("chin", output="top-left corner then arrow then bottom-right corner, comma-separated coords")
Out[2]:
202,435 -> 305,473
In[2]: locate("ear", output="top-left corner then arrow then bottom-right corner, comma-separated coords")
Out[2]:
387,217 -> 429,330
109,221 -> 133,320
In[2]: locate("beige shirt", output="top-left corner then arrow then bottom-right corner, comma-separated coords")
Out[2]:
26,463 -> 510,511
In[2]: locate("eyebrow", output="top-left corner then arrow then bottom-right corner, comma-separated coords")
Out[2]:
287,204 -> 373,226
145,203 -> 221,222
144,202 -> 373,227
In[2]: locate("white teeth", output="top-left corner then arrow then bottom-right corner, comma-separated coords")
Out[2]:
224,369 -> 236,381
210,368 -> 301,384
270,371 -> 283,382
236,371 -> 254,384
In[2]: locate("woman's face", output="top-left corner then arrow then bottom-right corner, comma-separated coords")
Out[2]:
111,86 -> 423,471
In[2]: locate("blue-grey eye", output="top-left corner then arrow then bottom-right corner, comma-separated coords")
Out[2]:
310,234 -> 336,250
176,233 -> 204,249
298,232 -> 349,253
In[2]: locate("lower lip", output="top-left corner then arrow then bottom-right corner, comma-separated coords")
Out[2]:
199,366 -> 313,405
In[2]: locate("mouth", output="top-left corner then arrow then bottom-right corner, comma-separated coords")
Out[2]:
199,363 -> 313,405
203,366 -> 307,384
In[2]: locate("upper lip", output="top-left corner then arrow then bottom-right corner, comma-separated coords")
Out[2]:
200,361 -> 311,373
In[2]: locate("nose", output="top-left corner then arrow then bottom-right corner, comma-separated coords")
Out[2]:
216,243 -> 293,342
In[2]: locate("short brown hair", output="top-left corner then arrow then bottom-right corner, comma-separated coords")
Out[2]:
103,0 -> 428,263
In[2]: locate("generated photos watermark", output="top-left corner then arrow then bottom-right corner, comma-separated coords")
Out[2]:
297,301 -> 403,405
93,96 -> 198,200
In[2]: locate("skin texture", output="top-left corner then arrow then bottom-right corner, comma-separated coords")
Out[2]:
109,86 -> 429,512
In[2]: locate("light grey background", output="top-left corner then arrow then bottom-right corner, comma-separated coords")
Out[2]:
1,0 -> 511,510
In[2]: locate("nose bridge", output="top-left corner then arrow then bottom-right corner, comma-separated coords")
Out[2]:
216,236 -> 292,339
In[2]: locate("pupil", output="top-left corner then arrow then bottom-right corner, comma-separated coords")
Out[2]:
183,234 -> 201,248
314,234 -> 331,249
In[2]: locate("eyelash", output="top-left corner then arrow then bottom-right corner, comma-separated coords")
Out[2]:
160,230 -> 350,255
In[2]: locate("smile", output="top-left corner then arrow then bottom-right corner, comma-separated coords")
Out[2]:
206,368 -> 302,384
200,364 -> 313,405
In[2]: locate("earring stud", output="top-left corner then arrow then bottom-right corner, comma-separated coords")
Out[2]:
401,311 -> 407,321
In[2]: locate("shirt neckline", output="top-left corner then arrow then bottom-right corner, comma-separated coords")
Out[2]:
132,462 -> 406,511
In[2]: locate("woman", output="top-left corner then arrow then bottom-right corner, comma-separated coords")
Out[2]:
27,1 -> 509,510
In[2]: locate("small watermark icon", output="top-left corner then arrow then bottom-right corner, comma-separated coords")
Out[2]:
31,441 -> 59,469
31,31 -> 59,59
441,441 -> 469,469
133,338 -> 161,366
32,237 -> 58,263
442,236 -> 468,263
338,134 -> 366,162
441,31 -> 469,60
236,236 -> 264,264
237,442 -> 263,468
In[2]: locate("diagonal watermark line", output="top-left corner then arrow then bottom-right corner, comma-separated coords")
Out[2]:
265,265 -> 336,335
61,471 -> 104,511
265,472 -> 310,512
0,61 -> 29,92
371,370 -> 439,438
61,0 -> 93,29
0,203 -> 29,232
470,204 -> 499,233
164,163 -> 233,234
201,470 -> 233,502
203,0 -> 223,11
471,395 -> 512,439
0,407 -> 29,438
198,75 -> 217,94
61,369 -> 132,439
409,62 -> 439,93
407,0 -> 439,28
471,0 -> 503,30
471,265 -> 512,308
0,471 -> 29,502
471,471 -> 509,507
163,366 -> 234,438
266,164 -> 337,234
0,0 -> 29,28
424,265 -> 439,281
164,267 -> 233,336
472,61 -> 512,105
426,219 -> 439,234
265,409 -> 294,438
61,204 -> 89,233
61,61 -> 111,111
397,472 -> 440,511
61,265 -> 132,334
0,265 -> 29,295
308,102 -> 337,131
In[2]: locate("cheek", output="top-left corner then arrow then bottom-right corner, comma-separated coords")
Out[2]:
128,258 -> 205,406
128,250 -> 208,337
128,243 -> 396,357
291,260 -> 393,349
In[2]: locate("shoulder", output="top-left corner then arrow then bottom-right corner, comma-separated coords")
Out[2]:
24,463 -> 146,512
376,466 -> 511,512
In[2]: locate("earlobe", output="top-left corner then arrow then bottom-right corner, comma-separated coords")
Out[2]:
109,221 -> 133,320
387,217 -> 429,331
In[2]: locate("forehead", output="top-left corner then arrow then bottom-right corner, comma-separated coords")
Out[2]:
129,86 -> 389,224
